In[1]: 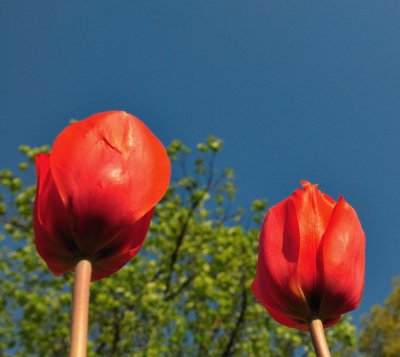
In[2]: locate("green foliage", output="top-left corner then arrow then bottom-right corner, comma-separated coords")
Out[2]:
359,277 -> 400,357
0,137 -> 358,356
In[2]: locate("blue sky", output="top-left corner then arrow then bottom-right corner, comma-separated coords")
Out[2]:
2,1 -> 400,325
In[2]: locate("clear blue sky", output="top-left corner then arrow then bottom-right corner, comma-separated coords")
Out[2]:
1,1 -> 400,325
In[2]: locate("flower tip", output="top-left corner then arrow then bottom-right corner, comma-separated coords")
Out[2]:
300,180 -> 312,188
337,195 -> 350,208
300,180 -> 320,191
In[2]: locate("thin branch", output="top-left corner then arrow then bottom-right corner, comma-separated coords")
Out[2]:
110,308 -> 121,355
164,273 -> 196,301
95,342 -> 106,355
164,209 -> 194,293
164,187 -> 211,293
163,152 -> 223,294
221,286 -> 248,357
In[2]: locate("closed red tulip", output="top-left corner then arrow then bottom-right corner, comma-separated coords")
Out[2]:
33,111 -> 171,281
252,181 -> 365,330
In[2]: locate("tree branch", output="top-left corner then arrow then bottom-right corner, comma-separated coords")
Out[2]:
164,190 -> 208,294
221,286 -> 248,357
110,308 -> 121,355
164,273 -> 196,301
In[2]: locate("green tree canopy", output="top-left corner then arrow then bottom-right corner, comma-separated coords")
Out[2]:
359,277 -> 400,357
0,136 -> 357,356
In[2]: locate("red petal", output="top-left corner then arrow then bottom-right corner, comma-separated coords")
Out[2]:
49,111 -> 170,254
90,208 -> 154,281
33,154 -> 76,274
265,305 -> 341,331
34,154 -> 155,281
252,198 -> 312,322
318,197 -> 365,319
290,182 -> 335,307
265,305 -> 309,331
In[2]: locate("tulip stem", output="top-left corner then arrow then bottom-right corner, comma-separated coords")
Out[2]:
308,318 -> 331,357
70,259 -> 92,357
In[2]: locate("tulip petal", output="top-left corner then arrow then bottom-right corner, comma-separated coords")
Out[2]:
266,305 -> 341,330
265,305 -> 309,331
252,197 -> 312,322
90,208 -> 154,281
33,154 -> 77,274
318,197 -> 365,319
49,111 -> 170,254
290,181 -> 335,308
252,181 -> 365,331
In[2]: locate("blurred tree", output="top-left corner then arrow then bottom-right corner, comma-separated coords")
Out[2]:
359,277 -> 400,357
0,136 -> 357,356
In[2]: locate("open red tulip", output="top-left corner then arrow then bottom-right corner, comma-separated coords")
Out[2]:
252,181 -> 365,331
33,111 -> 171,281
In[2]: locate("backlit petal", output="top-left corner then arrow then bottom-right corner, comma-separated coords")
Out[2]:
90,209 -> 154,281
49,111 -> 170,254
33,154 -> 77,274
252,197 -> 311,322
318,197 -> 365,319
33,111 -> 170,281
252,181 -> 364,331
290,181 -> 335,308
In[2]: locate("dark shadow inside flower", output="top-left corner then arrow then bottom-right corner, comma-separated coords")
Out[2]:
67,208 -> 126,256
308,290 -> 323,314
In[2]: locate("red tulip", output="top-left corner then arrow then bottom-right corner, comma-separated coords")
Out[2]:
33,111 -> 171,281
252,181 -> 365,331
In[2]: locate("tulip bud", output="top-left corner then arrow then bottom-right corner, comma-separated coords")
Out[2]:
33,111 -> 171,281
252,181 -> 365,330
